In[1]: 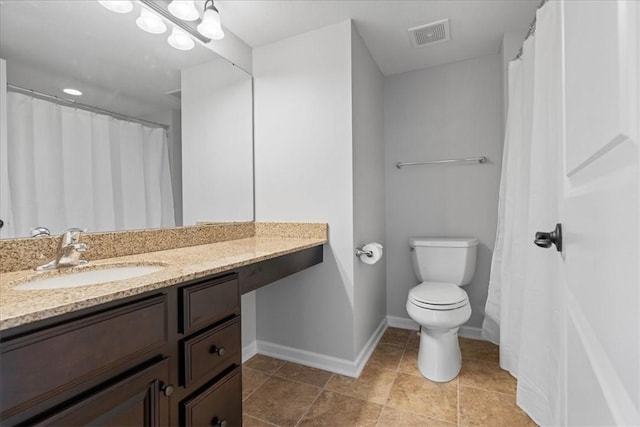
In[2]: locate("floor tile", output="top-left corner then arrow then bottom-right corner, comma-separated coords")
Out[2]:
407,330 -> 420,349
397,346 -> 421,377
459,386 -> 537,427
367,342 -> 404,371
459,337 -> 500,363
243,376 -> 321,426
242,414 -> 276,426
244,354 -> 287,375
385,372 -> 458,424
377,406 -> 456,427
458,358 -> 516,395
274,362 -> 333,388
379,327 -> 411,348
325,365 -> 396,405
243,367 -> 271,400
298,390 -> 382,427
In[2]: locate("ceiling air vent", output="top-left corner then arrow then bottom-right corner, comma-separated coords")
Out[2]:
408,19 -> 450,48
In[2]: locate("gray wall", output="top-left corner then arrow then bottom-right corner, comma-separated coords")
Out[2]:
384,54 -> 503,329
182,58 -> 254,225
351,24 -> 387,354
253,21 -> 356,360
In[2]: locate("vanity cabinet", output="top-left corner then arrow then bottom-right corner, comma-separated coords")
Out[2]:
0,244 -> 323,426
0,295 -> 169,426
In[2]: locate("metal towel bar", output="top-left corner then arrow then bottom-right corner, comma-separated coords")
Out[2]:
396,156 -> 488,169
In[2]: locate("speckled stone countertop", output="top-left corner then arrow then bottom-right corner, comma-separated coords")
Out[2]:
0,235 -> 326,331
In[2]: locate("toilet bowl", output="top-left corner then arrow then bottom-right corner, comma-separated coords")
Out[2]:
406,282 -> 471,382
405,238 -> 478,382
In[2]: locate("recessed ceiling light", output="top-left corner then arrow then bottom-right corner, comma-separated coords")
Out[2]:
63,88 -> 83,96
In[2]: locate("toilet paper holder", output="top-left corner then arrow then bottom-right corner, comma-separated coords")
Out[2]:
355,247 -> 374,257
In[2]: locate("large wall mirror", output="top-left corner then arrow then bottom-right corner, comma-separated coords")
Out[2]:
0,0 -> 254,239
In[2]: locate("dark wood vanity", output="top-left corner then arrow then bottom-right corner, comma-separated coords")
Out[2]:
0,245 -> 323,426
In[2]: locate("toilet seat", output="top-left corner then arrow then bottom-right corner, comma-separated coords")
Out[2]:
408,282 -> 469,311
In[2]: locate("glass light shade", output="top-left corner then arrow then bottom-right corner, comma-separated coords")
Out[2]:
136,7 -> 167,34
98,1 -> 133,14
197,7 -> 224,40
167,0 -> 199,21
167,27 -> 194,51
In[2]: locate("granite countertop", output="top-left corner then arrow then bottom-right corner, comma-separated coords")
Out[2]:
0,235 -> 326,331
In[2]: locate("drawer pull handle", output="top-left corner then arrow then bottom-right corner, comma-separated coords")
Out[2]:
209,345 -> 226,356
162,384 -> 175,397
211,417 -> 227,427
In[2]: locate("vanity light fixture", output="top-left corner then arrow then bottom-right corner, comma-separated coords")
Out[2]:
167,26 -> 195,50
97,0 -> 133,14
167,0 -> 199,22
63,88 -> 83,96
197,0 -> 224,40
136,6 -> 167,34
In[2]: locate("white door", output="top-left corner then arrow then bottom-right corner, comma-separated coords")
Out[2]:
559,0 -> 639,425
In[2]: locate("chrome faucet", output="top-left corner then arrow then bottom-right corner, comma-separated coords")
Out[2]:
30,226 -> 51,238
35,228 -> 88,271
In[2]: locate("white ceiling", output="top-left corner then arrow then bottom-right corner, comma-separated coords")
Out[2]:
216,0 -> 539,76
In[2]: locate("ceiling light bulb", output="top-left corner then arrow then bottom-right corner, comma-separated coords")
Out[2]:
197,2 -> 224,40
168,27 -> 195,51
63,88 -> 83,96
98,0 -> 133,14
167,0 -> 199,21
136,7 -> 167,34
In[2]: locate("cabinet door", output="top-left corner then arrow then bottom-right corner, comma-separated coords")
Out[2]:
33,359 -> 170,427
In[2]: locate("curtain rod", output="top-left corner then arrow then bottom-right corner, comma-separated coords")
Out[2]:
6,84 -> 170,130
514,0 -> 550,60
396,156 -> 488,169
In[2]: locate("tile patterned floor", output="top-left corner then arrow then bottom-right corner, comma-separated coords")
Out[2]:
242,328 -> 537,426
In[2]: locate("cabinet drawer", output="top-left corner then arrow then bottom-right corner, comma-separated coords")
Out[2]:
181,318 -> 241,387
0,295 -> 167,417
181,368 -> 241,427
180,274 -> 239,334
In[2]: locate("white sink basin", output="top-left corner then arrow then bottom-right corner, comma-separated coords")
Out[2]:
15,265 -> 165,291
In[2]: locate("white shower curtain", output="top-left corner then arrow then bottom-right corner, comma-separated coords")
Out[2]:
482,2 -> 564,425
2,92 -> 175,238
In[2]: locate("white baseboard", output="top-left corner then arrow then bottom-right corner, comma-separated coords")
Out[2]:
255,318 -> 387,378
458,326 -> 483,340
242,340 -> 258,363
386,315 -> 419,330
245,318 -> 486,375
386,316 -> 486,341
351,318 -> 387,377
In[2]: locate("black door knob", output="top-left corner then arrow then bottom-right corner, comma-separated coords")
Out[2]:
534,223 -> 563,252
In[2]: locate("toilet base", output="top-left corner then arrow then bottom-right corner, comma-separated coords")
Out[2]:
417,327 -> 462,382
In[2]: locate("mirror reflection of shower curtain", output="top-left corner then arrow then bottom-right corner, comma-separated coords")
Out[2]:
3,92 -> 175,238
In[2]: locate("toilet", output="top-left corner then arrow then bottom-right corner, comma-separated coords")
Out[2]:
405,237 -> 478,382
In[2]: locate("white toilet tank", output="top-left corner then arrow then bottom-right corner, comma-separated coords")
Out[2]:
409,237 -> 479,285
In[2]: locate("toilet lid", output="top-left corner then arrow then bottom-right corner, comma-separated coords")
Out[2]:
408,282 -> 468,309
